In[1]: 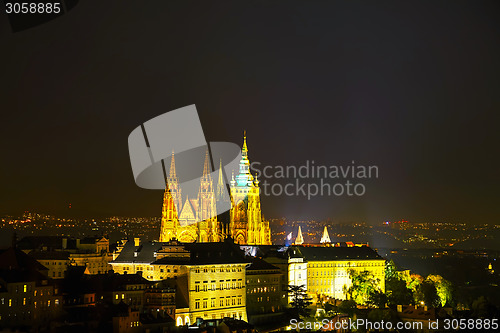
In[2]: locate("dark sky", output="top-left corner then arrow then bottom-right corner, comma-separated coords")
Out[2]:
0,0 -> 499,224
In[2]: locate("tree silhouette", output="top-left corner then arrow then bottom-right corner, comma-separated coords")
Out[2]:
386,275 -> 413,306
288,284 -> 313,319
414,281 -> 440,307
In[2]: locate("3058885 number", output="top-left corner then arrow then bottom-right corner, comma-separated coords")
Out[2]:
443,318 -> 498,330
5,2 -> 61,14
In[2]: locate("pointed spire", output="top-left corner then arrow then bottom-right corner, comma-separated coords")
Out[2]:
320,226 -> 331,243
230,170 -> 236,186
234,131 -> 253,187
218,159 -> 224,186
166,150 -> 182,213
169,150 -> 177,179
295,226 -> 304,245
202,149 -> 211,177
216,159 -> 227,202
242,130 -> 248,153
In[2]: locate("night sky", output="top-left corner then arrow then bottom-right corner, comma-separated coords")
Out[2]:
1,0 -> 499,224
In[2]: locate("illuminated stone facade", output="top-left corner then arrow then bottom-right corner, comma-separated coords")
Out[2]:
110,240 -> 249,325
258,244 -> 385,303
246,258 -> 286,326
159,134 -> 271,245
183,263 -> 247,324
293,246 -> 386,300
18,236 -> 113,277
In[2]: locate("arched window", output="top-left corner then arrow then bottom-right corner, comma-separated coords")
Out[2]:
236,234 -> 245,245
236,201 -> 246,221
185,316 -> 190,326
176,317 -> 183,326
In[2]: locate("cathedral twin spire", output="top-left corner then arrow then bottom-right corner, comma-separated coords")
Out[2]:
160,132 -> 272,245
165,148 -> 226,220
169,150 -> 177,179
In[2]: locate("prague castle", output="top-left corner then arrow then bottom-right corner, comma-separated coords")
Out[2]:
159,134 -> 271,245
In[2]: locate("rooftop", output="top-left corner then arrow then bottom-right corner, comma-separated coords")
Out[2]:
113,239 -> 250,266
289,245 -> 384,261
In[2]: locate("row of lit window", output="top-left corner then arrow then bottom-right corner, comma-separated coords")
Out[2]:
309,279 -> 341,286
122,265 -> 179,274
309,262 -> 383,268
248,286 -> 277,293
194,279 -> 242,292
181,311 -> 243,324
250,296 -> 272,302
309,270 -> 348,277
0,298 -> 59,307
194,296 -> 242,309
7,287 -> 51,296
246,277 -> 279,283
193,266 -> 242,273
42,261 -> 66,266
115,293 -> 142,302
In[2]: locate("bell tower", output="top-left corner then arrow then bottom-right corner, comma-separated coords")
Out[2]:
229,132 -> 270,245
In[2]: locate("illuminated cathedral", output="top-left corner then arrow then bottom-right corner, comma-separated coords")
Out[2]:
159,134 -> 271,245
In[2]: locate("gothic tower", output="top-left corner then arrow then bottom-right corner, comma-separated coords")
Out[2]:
168,151 -> 182,213
159,180 -> 178,242
197,151 -> 218,242
229,132 -> 271,245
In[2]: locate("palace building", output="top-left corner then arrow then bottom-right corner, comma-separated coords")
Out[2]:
110,239 -> 249,324
291,245 -> 385,301
260,244 -> 385,303
159,134 -> 271,245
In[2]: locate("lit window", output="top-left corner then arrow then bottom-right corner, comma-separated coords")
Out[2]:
23,285 -> 27,292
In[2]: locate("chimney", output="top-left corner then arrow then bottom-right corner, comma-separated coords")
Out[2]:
76,238 -> 81,248
62,238 -> 67,249
134,237 -> 140,247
